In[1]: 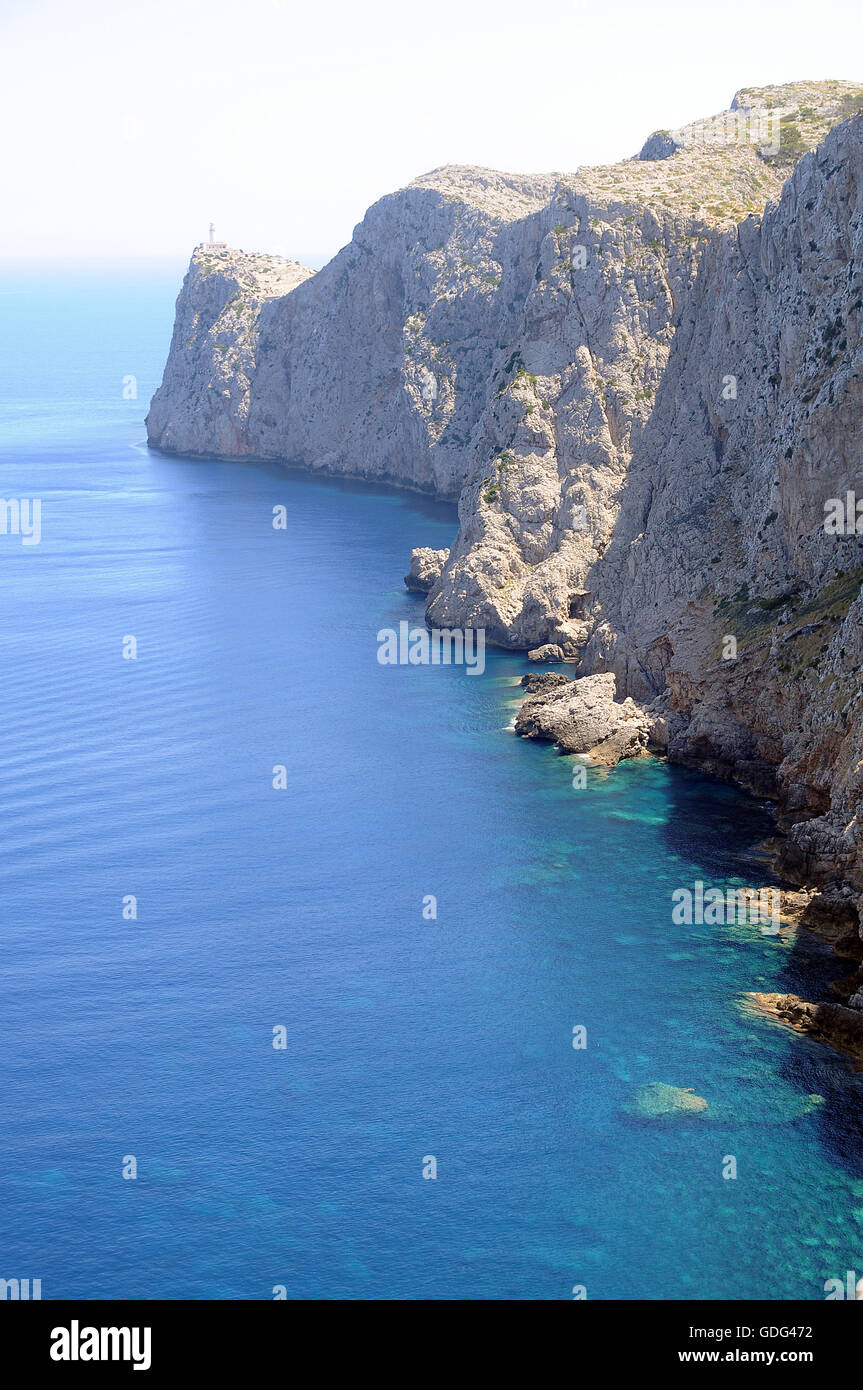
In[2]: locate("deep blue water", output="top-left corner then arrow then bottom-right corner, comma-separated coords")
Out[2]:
2,264 -> 863,1301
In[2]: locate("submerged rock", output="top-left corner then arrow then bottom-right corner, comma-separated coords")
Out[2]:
404,547 -> 449,594
629,1083 -> 709,1119
515,671 -> 649,765
630,1077 -> 825,1126
728,1089 -> 826,1125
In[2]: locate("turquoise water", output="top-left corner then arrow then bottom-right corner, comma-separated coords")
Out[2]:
1,264 -> 862,1301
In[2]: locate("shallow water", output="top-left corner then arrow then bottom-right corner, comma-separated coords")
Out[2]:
1,265 -> 862,1300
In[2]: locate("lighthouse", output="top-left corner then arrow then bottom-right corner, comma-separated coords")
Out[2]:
201,221 -> 227,250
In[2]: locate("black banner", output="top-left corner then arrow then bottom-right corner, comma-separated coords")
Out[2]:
2,1299 -> 858,1376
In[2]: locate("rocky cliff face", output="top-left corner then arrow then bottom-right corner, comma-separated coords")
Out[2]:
148,81 -> 863,984
147,249 -> 315,457
583,120 -> 863,925
149,168 -> 560,495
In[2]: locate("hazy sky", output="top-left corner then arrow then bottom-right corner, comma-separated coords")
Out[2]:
3,0 -> 862,267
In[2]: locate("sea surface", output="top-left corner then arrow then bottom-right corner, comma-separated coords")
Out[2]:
1,263 -> 863,1301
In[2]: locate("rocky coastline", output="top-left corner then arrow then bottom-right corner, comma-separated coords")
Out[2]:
508,655 -> 863,1060
148,80 -> 863,1063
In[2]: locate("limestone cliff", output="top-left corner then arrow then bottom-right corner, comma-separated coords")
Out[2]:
148,81 -> 863,988
148,168 -> 560,494
147,248 -> 315,457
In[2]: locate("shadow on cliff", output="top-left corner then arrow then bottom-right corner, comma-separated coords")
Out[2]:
660,759 -> 863,1175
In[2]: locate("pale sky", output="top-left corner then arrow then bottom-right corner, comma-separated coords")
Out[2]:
3,0 -> 862,267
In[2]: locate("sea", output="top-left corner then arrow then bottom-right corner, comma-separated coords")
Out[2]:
1,261 -> 862,1300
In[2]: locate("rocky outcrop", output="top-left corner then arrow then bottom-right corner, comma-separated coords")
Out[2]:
527,644 -> 566,663
519,671 -> 570,694
149,168 -> 560,495
146,249 -> 315,458
404,547 -> 449,593
515,671 -> 649,764
638,132 -> 681,162
745,993 -> 863,1064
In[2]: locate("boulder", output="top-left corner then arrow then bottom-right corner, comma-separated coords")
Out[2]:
404,547 -> 449,594
515,671 -> 649,765
527,643 -> 565,663
520,672 -> 571,694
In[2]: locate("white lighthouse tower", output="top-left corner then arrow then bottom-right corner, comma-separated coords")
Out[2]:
201,221 -> 227,249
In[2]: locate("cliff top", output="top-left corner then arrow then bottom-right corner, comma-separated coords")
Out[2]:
403,81 -> 863,229
186,81 -> 863,277
639,79 -> 863,170
733,78 -> 863,135
571,144 -> 782,225
407,165 -> 561,218
190,244 -> 315,294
